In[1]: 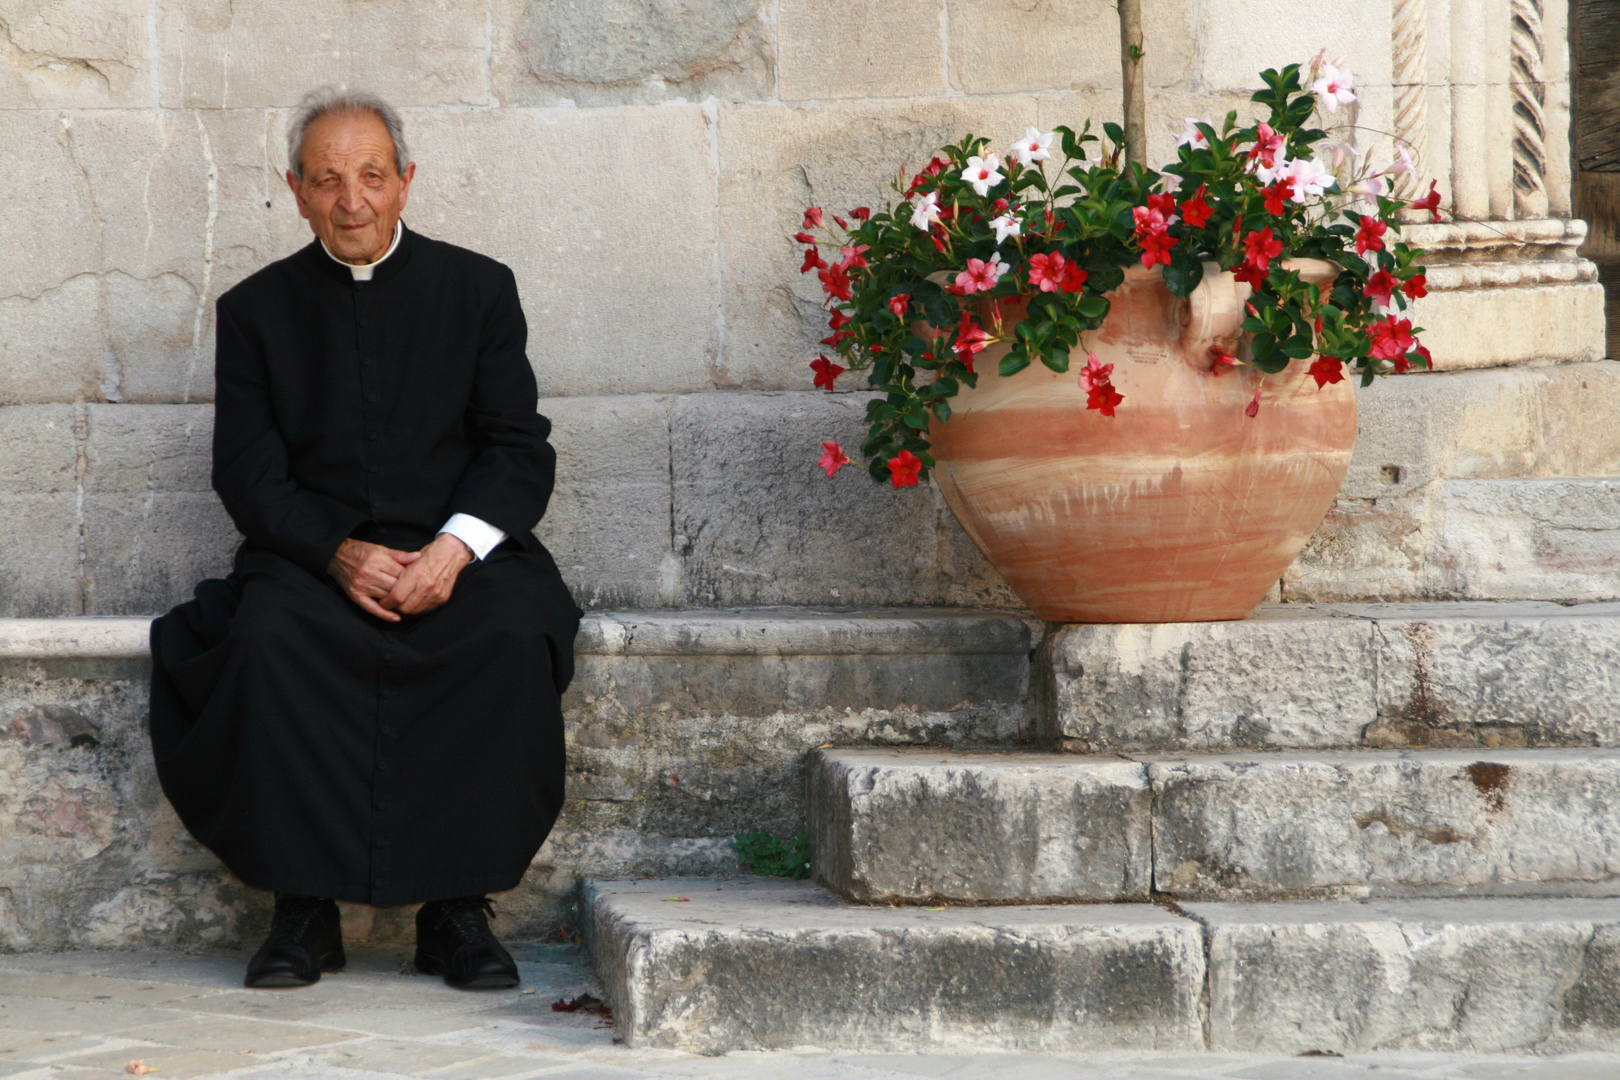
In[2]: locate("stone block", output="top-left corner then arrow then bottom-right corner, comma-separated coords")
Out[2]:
492,0 -> 774,106
1196,0 -> 1393,93
1434,478 -> 1620,602
80,405 -> 235,615
406,106 -> 719,398
808,748 -> 1152,902
777,0 -> 944,101
1412,282 -> 1608,370
535,395 -> 675,610
1150,747 -> 1620,899
0,109 -> 303,405
1367,603 -> 1620,748
0,406 -> 81,617
669,391 -> 1018,608
946,0 -> 1196,95
0,0 -> 152,108
1194,897 -> 1620,1053
157,0 -> 490,108
585,877 -> 1206,1052
716,97 -> 1038,390
1040,609 -> 1380,751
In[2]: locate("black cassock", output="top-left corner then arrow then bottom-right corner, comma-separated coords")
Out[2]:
149,224 -> 582,907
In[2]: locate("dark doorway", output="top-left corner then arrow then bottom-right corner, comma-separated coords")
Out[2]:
1574,0 -> 1620,359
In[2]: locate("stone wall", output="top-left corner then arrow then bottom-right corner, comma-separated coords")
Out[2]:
0,0 -> 1605,617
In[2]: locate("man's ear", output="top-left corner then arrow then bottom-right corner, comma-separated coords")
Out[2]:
284,170 -> 311,221
397,161 -> 415,211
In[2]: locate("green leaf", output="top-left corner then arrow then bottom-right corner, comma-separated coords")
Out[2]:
1162,254 -> 1205,299
930,400 -> 952,422
999,348 -> 1032,377
1076,294 -> 1109,319
731,829 -> 812,879
1103,121 -> 1124,146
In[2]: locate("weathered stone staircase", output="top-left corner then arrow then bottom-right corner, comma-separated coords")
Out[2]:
584,602 -> 1620,1055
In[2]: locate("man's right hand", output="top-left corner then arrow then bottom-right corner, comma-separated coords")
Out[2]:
327,538 -> 421,622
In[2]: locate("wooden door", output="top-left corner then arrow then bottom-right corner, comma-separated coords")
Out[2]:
1574,0 -> 1620,359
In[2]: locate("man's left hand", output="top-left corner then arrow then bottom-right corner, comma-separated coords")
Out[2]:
380,533 -> 474,616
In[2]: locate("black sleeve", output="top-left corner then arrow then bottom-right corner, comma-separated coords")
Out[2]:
211,299 -> 370,576
446,266 -> 556,538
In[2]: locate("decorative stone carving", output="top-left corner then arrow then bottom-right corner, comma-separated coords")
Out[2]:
1390,0 -> 1428,201
1511,0 -> 1550,218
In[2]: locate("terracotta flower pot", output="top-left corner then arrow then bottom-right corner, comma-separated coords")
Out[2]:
927,259 -> 1354,623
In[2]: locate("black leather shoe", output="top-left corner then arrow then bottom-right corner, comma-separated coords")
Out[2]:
244,894 -> 345,989
414,896 -> 519,989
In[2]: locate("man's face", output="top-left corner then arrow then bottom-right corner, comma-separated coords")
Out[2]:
286,111 -> 414,265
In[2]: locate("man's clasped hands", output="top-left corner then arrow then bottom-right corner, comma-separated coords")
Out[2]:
327,535 -> 473,621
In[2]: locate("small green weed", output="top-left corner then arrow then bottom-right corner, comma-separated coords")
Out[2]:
731,829 -> 812,878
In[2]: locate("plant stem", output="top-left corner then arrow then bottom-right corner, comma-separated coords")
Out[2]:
1119,0 -> 1146,168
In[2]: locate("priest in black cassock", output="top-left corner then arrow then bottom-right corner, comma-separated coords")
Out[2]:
148,88 -> 582,990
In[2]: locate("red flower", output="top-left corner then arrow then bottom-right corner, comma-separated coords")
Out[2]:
810,355 -> 845,390
905,156 -> 949,197
833,215 -> 849,230
828,309 -> 851,331
1246,386 -> 1263,418
1261,178 -> 1295,216
1410,179 -> 1442,222
1147,192 -> 1178,220
952,311 -> 990,372
803,207 -> 824,230
1060,260 -> 1088,294
793,232 -> 816,244
1414,341 -> 1433,368
888,293 -> 911,319
836,244 -> 870,272
850,207 -> 871,222
800,247 -> 826,274
1242,227 -> 1284,272
1355,215 -> 1387,256
1367,315 -> 1416,361
1245,120 -> 1285,169
1309,356 -> 1345,388
1132,205 -> 1176,268
818,441 -> 851,477
818,263 -> 853,303
1179,184 -> 1213,228
819,328 -> 853,347
1079,352 -> 1123,417
887,450 -> 923,488
1233,262 -> 1267,289
992,198 -> 1010,214
1210,349 -> 1240,375
1402,273 -> 1428,300
1363,268 -> 1399,306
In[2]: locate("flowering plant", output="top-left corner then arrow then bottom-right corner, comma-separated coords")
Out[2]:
800,54 -> 1442,487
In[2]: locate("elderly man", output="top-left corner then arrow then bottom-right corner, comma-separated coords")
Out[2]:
148,88 -> 581,990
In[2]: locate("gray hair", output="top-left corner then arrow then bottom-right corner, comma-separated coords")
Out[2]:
286,87 -> 410,180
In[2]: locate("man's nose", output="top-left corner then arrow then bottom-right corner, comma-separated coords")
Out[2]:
336,178 -> 368,215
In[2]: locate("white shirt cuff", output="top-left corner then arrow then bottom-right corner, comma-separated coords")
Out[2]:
439,513 -> 508,561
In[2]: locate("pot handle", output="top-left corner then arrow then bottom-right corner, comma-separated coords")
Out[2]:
1183,260 -> 1244,350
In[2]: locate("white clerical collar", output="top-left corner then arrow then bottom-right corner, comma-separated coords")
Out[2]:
321,220 -> 404,281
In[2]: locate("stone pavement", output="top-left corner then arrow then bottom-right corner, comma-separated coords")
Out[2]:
3,946 -> 1619,1080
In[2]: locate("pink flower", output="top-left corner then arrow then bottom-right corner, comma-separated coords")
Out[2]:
1245,385 -> 1263,418
1079,352 -> 1123,416
955,256 -> 1008,295
1132,205 -> 1176,268
1210,349 -> 1239,375
818,441 -> 851,477
1311,64 -> 1356,113
888,293 -> 912,319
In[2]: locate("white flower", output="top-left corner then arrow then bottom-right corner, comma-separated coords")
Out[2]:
1010,127 -> 1056,167
1176,117 -> 1213,150
987,253 -> 1011,281
1278,156 -> 1336,202
961,154 -> 1004,197
1351,176 -> 1385,210
990,212 -> 1022,244
1312,64 -> 1356,113
1256,157 -> 1286,185
910,191 -> 941,231
1382,146 -> 1416,177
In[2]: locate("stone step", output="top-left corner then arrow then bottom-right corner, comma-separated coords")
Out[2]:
0,609 -> 1037,950
584,878 -> 1620,1054
1041,599 -> 1620,752
808,746 -> 1620,903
